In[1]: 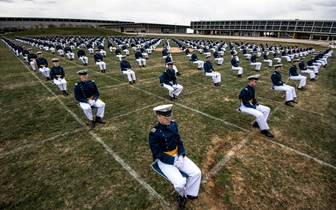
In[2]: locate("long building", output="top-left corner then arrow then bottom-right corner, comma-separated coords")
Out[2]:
0,17 -> 188,34
190,19 -> 336,40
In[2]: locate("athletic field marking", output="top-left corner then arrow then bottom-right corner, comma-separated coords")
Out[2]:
0,128 -> 85,157
12,54 -> 171,209
263,138 -> 336,171
202,137 -> 250,183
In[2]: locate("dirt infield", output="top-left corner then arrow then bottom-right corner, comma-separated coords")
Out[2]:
155,47 -> 181,53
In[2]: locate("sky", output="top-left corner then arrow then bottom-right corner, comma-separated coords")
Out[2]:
1,0 -> 336,26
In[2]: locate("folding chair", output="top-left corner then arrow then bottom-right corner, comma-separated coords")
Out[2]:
150,160 -> 189,194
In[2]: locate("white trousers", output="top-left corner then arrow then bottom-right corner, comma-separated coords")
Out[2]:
193,61 -> 204,68
95,61 -> 106,70
301,70 -> 315,79
66,52 -> 75,59
100,50 -> 106,56
136,58 -> 146,66
215,57 -> 224,65
116,54 -> 124,61
244,54 -> 251,59
274,58 -> 282,63
123,49 -> 130,55
158,155 -> 201,197
39,67 -> 50,78
53,78 -> 67,91
29,60 -> 36,70
273,84 -> 297,101
307,66 -> 319,73
79,56 -> 88,64
282,56 -> 291,62
50,47 -> 55,53
88,48 -> 94,54
205,72 -> 221,83
289,75 -> 307,88
163,83 -> 183,97
57,49 -> 64,56
231,66 -> 243,75
79,99 -> 105,121
142,52 -> 148,58
263,59 -> 273,67
239,103 -> 270,130
122,69 -> 136,81
250,62 -> 262,70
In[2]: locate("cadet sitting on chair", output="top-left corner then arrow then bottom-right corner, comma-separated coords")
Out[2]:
250,51 -> 262,71
27,48 -> 37,71
50,58 -> 70,96
36,51 -> 51,81
148,104 -> 202,210
204,55 -> 222,86
135,48 -> 146,68
74,70 -> 106,128
159,62 -> 183,101
77,46 -> 89,66
271,64 -> 297,107
289,59 -> 307,91
299,57 -> 316,82
120,56 -> 136,85
94,49 -> 106,73
238,75 -> 274,137
231,54 -> 243,78
191,50 -> 204,70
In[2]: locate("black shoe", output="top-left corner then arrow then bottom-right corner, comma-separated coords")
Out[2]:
252,121 -> 259,128
101,70 -> 104,73
217,64 -> 221,66
142,65 -> 145,67
269,66 -> 272,68
285,101 -> 294,107
310,78 -> 316,82
90,120 -> 95,128
214,83 -> 221,86
261,130 -> 274,138
237,74 -> 242,78
62,90 -> 69,96
133,80 -> 136,84
187,195 -> 198,200
103,70 -> 106,73
297,87 -> 305,91
176,72 -> 181,76
46,77 -> 51,81
129,81 -> 133,85
177,195 -> 187,210
198,68 -> 202,70
291,100 -> 298,104
95,116 -> 106,124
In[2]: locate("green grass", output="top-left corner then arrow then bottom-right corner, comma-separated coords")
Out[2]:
1,28 -> 336,209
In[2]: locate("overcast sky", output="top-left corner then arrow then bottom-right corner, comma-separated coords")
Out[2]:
1,0 -> 335,25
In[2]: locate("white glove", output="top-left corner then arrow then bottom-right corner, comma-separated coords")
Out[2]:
58,78 -> 62,81
88,100 -> 95,106
174,155 -> 184,168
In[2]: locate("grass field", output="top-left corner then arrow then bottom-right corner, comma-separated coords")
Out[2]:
1,28 -> 336,210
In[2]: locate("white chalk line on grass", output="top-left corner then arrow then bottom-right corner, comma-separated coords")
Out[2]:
263,138 -> 336,171
12,54 -> 171,209
202,137 -> 250,184
0,128 -> 85,157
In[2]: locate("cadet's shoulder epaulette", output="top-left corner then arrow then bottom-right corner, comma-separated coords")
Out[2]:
245,87 -> 248,91
91,80 -> 95,82
75,83 -> 78,86
171,120 -> 176,123
150,125 -> 159,133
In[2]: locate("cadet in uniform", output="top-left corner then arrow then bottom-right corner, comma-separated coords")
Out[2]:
77,46 -> 89,66
36,51 -> 51,80
271,64 -> 297,107
64,44 -> 75,60
74,70 -> 106,127
120,56 -> 136,85
148,104 -> 202,210
289,59 -> 307,91
135,48 -> 146,68
250,51 -> 262,71
94,49 -> 106,73
191,50 -> 204,70
159,62 -> 183,100
238,75 -> 274,137
299,57 -> 316,81
204,56 -> 222,86
213,49 -> 224,65
231,54 -> 243,78
50,58 -> 70,96
27,48 -> 37,71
